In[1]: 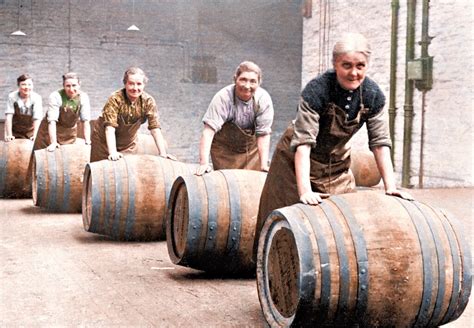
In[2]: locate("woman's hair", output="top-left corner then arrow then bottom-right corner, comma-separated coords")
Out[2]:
123,67 -> 149,84
332,33 -> 371,64
233,61 -> 262,83
62,72 -> 80,84
17,73 -> 32,85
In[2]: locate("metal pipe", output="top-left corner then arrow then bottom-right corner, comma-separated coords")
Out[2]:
419,91 -> 426,187
419,0 -> 431,58
67,0 -> 72,71
402,0 -> 417,188
389,0 -> 400,164
418,0 -> 432,188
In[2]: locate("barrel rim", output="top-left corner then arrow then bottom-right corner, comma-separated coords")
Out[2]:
166,175 -> 189,265
257,208 -> 305,327
82,163 -> 93,231
31,149 -> 42,206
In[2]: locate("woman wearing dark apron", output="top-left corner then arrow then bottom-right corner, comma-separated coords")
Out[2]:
90,67 -> 173,162
4,74 -> 43,142
32,72 -> 91,152
195,61 -> 274,175
254,33 -> 413,259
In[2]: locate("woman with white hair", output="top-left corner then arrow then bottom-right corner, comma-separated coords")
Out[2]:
255,33 -> 412,257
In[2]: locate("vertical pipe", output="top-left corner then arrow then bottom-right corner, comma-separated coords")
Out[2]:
67,0 -> 72,71
419,0 -> 431,58
389,0 -> 400,164
402,0 -> 417,188
418,0 -> 432,188
419,92 -> 426,187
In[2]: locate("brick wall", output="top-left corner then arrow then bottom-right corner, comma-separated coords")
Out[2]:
302,0 -> 473,187
0,0 -> 304,162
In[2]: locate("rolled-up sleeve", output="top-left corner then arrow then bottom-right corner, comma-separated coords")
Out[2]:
102,96 -> 120,128
144,96 -> 160,130
202,93 -> 228,132
6,93 -> 16,115
47,91 -> 61,122
255,90 -> 274,136
289,98 -> 320,151
79,93 -> 92,121
31,93 -> 43,120
367,107 -> 392,149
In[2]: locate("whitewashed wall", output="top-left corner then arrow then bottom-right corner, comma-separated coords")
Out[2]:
302,0 -> 473,188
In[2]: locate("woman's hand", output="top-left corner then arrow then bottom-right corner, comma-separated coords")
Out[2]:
195,163 -> 212,176
299,191 -> 330,205
4,136 -> 15,142
46,142 -> 59,152
108,152 -> 123,161
385,189 -> 414,201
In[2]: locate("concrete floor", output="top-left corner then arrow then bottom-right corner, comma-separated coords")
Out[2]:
0,188 -> 472,327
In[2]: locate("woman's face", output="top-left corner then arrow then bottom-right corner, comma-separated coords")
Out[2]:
125,73 -> 145,102
334,52 -> 368,90
235,71 -> 260,102
64,78 -> 81,99
18,78 -> 33,98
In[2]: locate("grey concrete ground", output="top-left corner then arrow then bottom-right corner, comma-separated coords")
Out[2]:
0,188 -> 472,327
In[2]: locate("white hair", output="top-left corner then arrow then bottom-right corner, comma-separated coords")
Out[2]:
332,33 -> 371,64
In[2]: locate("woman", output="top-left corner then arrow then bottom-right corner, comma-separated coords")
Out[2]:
254,33 -> 413,257
195,61 -> 274,175
90,67 -> 173,162
4,74 -> 43,142
32,72 -> 91,151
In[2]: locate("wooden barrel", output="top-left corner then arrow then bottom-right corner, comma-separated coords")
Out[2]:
350,150 -> 381,187
135,133 -> 160,155
0,139 -> 33,198
257,190 -> 471,327
166,169 -> 267,275
82,154 -> 195,241
32,142 -> 90,212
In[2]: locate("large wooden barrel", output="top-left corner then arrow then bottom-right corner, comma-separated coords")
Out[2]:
32,142 -> 90,212
350,150 -> 381,187
166,169 -> 267,275
135,133 -> 160,155
257,190 -> 471,327
82,154 -> 195,241
0,139 -> 33,198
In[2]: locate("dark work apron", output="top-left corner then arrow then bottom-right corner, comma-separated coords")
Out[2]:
254,101 -> 369,260
209,90 -> 260,171
90,114 -> 144,163
12,102 -> 35,139
210,122 -> 260,171
32,95 -> 81,151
